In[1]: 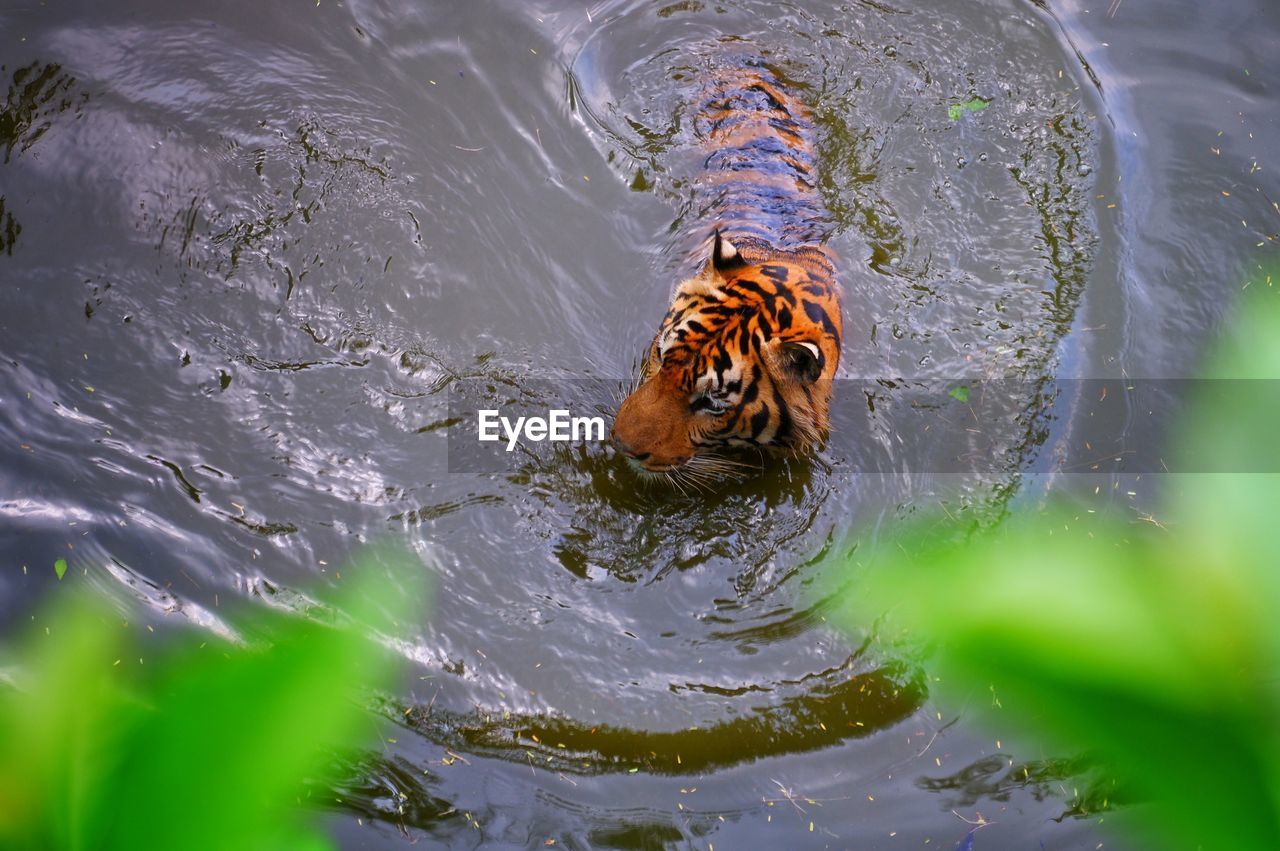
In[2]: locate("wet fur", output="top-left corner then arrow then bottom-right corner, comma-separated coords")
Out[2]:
612,56 -> 843,478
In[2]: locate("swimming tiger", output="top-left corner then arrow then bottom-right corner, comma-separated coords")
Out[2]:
610,56 -> 843,479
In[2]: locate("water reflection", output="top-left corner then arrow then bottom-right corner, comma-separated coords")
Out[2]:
0,0 -> 1157,845
0,196 -> 18,256
389,658 -> 924,775
0,60 -> 87,257
918,753 -> 1121,823
1,60 -> 84,162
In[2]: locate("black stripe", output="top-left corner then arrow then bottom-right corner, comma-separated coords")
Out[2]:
770,382 -> 792,443
749,404 -> 771,439
732,277 -> 773,301
802,299 -> 839,340
759,265 -> 789,284
713,348 -> 733,381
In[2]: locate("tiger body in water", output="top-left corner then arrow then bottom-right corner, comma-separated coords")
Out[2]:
610,56 -> 843,480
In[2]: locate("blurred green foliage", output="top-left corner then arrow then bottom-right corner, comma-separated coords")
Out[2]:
0,548 -> 425,851
838,282 -> 1280,848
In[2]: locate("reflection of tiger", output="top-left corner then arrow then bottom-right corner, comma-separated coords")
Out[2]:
611,58 -> 842,479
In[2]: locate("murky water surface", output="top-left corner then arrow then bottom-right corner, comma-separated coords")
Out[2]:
3,0 -> 1278,846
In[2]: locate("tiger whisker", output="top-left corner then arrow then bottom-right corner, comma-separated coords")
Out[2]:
683,467 -> 715,491
678,463 -> 717,482
676,467 -> 717,494
694,453 -> 759,470
681,454 -> 755,484
693,454 -> 759,470
682,465 -> 733,483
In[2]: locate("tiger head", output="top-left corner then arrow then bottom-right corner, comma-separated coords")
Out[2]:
611,232 -> 842,476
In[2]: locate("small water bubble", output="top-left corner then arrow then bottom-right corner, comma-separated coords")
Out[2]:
1076,163 -> 1093,176
978,152 -> 988,162
956,156 -> 967,168
889,257 -> 901,267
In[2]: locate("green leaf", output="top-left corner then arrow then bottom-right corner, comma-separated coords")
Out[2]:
838,509 -> 1280,848
948,97 -> 989,121
1170,282 -> 1280,610
53,558 -> 66,580
833,275 -> 1280,849
948,385 -> 970,403
0,546 -> 429,851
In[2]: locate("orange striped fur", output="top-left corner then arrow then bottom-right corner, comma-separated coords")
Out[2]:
612,56 -> 842,479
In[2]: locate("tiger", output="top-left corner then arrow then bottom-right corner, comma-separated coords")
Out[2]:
610,56 -> 843,481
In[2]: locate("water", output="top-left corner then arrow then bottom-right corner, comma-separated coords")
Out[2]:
2,0 -> 1277,846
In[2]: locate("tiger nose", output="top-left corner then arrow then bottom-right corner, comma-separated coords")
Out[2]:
611,432 -> 649,461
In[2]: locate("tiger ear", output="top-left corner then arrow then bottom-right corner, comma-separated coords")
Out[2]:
710,229 -> 745,273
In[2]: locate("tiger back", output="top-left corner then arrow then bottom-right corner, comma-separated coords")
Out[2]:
611,54 -> 843,480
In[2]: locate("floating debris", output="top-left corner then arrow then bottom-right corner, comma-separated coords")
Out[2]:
948,98 -> 990,121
